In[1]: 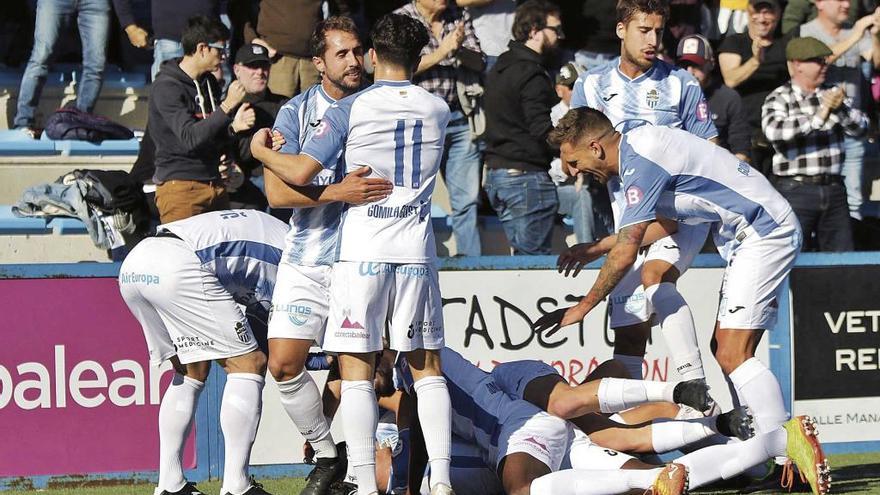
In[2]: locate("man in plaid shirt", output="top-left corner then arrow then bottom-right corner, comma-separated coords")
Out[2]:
761,37 -> 866,251
395,0 -> 485,256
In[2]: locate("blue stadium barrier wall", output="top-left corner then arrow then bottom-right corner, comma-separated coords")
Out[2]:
0,253 -> 878,489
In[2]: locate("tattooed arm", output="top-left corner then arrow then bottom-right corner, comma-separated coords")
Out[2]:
534,221 -> 650,335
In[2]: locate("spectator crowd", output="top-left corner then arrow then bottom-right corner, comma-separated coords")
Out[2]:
3,0 -> 880,252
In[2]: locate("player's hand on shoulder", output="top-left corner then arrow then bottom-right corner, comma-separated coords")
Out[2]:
557,242 -> 600,277
336,166 -> 393,205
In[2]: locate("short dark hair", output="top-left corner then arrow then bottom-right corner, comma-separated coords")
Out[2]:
312,16 -> 360,58
616,0 -> 670,25
512,0 -> 561,42
370,13 -> 430,70
548,107 -> 614,148
181,16 -> 230,56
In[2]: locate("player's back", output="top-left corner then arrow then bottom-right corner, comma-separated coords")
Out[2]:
159,210 -> 288,305
337,81 -> 450,264
623,126 -> 794,239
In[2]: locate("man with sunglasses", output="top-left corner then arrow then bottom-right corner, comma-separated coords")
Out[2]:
150,16 -> 256,223
762,36 -> 867,251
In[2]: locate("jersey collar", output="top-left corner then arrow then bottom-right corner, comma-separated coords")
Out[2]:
374,79 -> 412,87
615,58 -> 657,84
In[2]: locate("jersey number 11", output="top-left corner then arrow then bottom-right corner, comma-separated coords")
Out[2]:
393,119 -> 423,189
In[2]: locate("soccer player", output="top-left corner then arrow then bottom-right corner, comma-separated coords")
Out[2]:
258,16 -> 393,495
119,210 -> 287,495
251,14 -> 454,495
567,0 -> 717,386
535,108 -> 829,495
397,347 -> 690,495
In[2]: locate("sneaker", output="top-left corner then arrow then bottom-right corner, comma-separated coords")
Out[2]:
158,482 -> 204,495
223,480 -> 272,495
429,483 -> 456,495
716,406 -> 755,441
17,127 -> 38,140
326,480 -> 357,495
649,463 -> 689,495
300,456 -> 342,495
672,379 -> 713,413
782,415 -> 831,495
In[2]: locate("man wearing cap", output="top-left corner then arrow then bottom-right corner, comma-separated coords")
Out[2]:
798,1 -> 880,223
718,0 -> 793,174
551,62 -> 613,244
483,0 -> 563,255
762,36 -> 867,251
226,43 -> 287,211
676,34 -> 751,162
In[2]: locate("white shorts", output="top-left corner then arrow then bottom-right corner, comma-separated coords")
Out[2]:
717,217 -> 801,330
608,222 -> 709,328
267,262 -> 331,343
567,429 -> 634,470
490,360 -> 560,400
119,237 -> 258,366
495,401 -> 573,472
324,261 -> 444,353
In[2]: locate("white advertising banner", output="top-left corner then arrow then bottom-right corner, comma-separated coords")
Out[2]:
252,266 -> 769,465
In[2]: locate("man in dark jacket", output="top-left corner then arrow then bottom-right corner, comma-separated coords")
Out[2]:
483,0 -> 562,255
149,16 -> 256,223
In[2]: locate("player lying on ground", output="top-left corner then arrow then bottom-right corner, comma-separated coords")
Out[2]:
119,210 -> 287,495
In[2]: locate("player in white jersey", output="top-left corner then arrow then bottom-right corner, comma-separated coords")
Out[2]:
251,14 -> 455,495
396,348 -> 690,495
536,108 -> 829,495
119,210 -> 287,495
566,0 -> 717,386
258,17 -> 393,494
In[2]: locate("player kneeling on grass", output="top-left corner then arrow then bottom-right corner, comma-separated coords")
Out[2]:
119,210 -> 287,495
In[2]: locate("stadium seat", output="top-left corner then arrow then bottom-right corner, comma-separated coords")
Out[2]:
0,205 -> 87,235
0,129 -> 57,156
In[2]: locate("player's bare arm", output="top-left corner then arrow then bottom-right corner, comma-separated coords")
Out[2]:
264,166 -> 392,208
558,218 -> 678,277
250,128 -> 324,186
534,221 -> 650,335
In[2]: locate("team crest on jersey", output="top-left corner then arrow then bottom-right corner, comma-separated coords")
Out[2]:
646,89 -> 660,109
625,186 -> 643,205
234,321 -> 251,344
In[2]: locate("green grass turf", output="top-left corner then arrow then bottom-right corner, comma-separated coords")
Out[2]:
6,453 -> 880,495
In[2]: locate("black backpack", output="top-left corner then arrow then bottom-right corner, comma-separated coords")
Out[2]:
69,169 -> 144,212
44,107 -> 134,142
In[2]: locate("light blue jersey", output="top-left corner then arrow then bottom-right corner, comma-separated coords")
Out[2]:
616,126 -> 793,246
302,80 -> 451,264
273,84 -> 346,266
571,58 -> 717,138
158,210 -> 288,308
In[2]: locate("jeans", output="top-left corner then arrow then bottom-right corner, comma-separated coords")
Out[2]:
842,136 -> 865,220
14,0 -> 109,128
442,111 -> 482,256
775,178 -> 853,252
151,39 -> 183,81
485,169 -> 559,255
556,182 -> 613,243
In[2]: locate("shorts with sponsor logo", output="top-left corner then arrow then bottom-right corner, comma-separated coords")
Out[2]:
567,428 -> 634,470
119,237 -> 258,366
325,261 -> 444,353
490,360 -> 561,400
267,262 -> 331,343
717,216 -> 801,330
495,401 -> 572,471
608,223 -> 708,328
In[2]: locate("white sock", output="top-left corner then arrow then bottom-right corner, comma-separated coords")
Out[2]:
597,377 -> 675,413
158,375 -> 204,493
276,371 -> 337,459
530,468 -> 660,494
613,353 -> 644,379
650,417 -> 717,453
220,373 -> 264,495
413,376 -> 452,489
341,380 -> 378,495
645,283 -> 705,380
676,428 -> 787,489
729,358 -> 788,434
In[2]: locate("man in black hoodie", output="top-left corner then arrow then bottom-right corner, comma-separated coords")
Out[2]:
483,0 -> 562,255
149,16 -> 256,224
